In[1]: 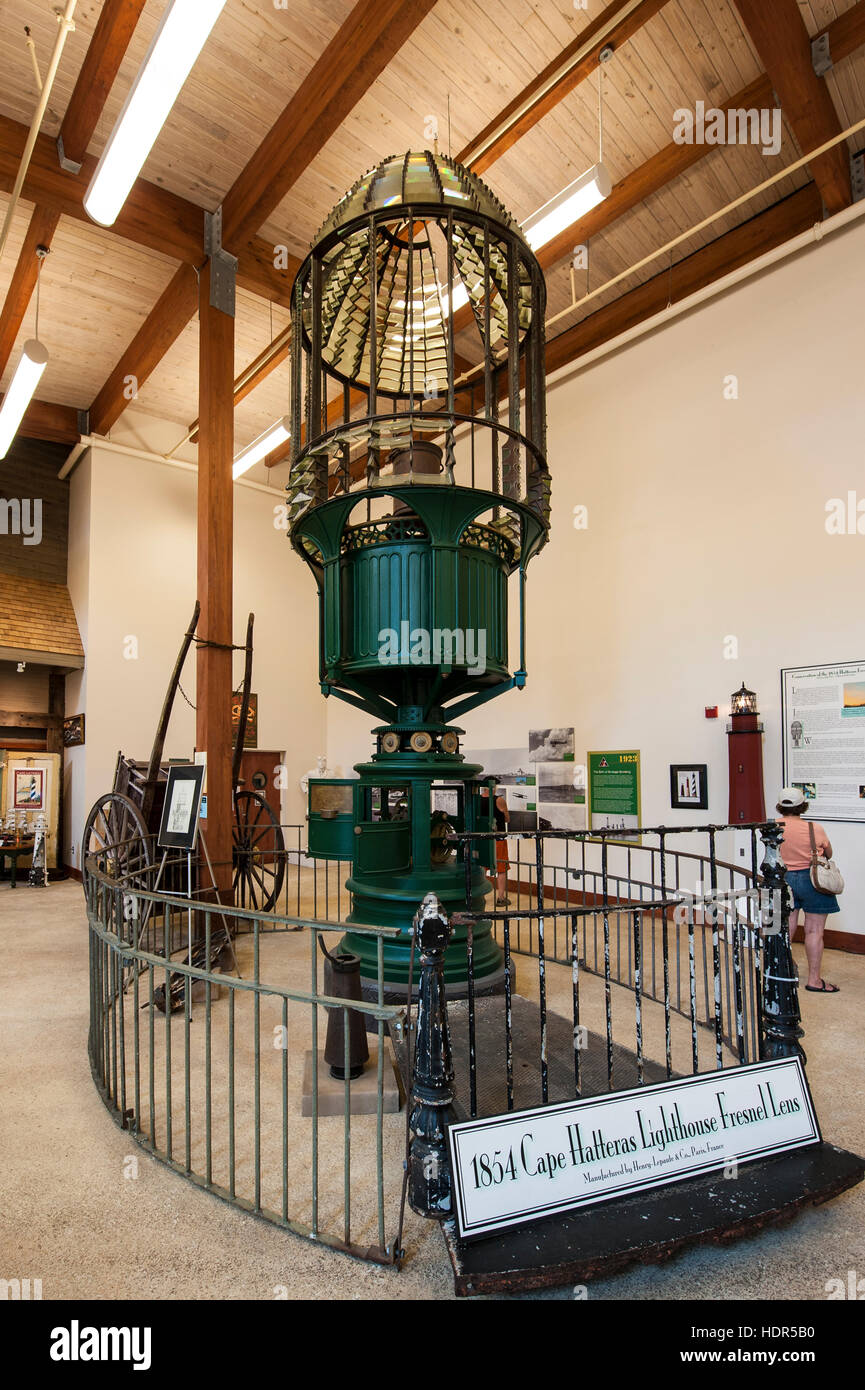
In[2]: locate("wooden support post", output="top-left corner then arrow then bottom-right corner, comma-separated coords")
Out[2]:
197,259 -> 234,900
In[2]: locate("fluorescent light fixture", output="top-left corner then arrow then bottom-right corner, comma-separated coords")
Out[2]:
84,0 -> 228,227
0,339 -> 49,459
522,162 -> 612,250
232,417 -> 290,479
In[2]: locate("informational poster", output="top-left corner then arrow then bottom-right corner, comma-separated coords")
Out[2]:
588,750 -> 641,833
462,745 -> 536,831
782,661 -> 865,822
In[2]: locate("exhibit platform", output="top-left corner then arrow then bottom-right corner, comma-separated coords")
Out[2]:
394,996 -> 865,1297
442,1141 -> 865,1296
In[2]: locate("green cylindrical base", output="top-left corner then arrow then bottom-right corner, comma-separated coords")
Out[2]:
341,861 -> 501,985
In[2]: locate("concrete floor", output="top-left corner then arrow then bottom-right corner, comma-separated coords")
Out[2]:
1,877 -> 863,1301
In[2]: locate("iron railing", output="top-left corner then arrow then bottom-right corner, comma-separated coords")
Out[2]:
440,820 -> 795,1118
406,820 -> 801,1219
84,840 -> 406,1266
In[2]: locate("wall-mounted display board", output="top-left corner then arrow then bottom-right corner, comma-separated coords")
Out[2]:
1,753 -> 61,868
587,750 -> 641,834
462,746 -> 536,831
781,661 -> 865,823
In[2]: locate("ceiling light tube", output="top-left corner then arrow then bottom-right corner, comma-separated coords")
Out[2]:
84,0 -> 228,227
0,340 -> 49,459
233,417 -> 291,479
523,163 -> 612,251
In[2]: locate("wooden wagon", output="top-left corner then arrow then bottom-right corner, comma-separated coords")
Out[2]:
82,602 -> 286,912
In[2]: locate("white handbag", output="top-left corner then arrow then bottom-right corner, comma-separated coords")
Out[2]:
808,821 -> 844,896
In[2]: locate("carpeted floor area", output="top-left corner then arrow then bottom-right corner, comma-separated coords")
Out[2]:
1,878 -> 863,1301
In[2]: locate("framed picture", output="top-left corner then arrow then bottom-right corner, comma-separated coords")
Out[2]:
63,714 -> 85,747
14,768 -> 44,809
670,764 -> 708,810
231,692 -> 258,749
157,764 -> 206,851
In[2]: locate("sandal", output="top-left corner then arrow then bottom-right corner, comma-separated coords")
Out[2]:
805,979 -> 839,993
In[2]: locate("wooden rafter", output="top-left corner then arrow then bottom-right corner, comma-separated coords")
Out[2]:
0,114 -> 293,306
89,265 -> 198,436
14,398 -> 79,444
0,2 -> 147,384
246,0 -> 673,450
58,0 -> 149,169
816,0 -> 865,61
0,205 -> 59,379
328,183 -> 823,489
222,0 -> 439,250
734,0 -> 851,213
542,183 -> 823,376
457,0 -> 670,174
89,0 -> 438,436
248,0 -> 865,426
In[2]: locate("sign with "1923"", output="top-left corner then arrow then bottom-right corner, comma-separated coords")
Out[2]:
447,1056 -> 819,1240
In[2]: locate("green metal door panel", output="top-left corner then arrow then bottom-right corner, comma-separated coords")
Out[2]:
355,821 -> 411,873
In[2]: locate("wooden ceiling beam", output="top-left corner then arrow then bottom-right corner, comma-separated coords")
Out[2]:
58,0 -> 149,169
284,180 -> 822,489
89,264 -> 198,435
223,0 -> 439,249
457,0 -> 671,175
533,75 -> 775,274
89,0 -> 437,434
815,0 -> 865,64
12,397 -> 80,444
733,0 -> 851,213
1,3 -> 147,385
0,115 -> 293,306
0,206 -> 60,380
235,1 -> 671,433
255,0 -> 865,445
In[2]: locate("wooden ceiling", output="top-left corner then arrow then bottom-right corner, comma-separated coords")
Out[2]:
1,0 -> 864,481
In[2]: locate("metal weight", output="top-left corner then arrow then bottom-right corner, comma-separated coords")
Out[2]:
320,939 -> 369,1079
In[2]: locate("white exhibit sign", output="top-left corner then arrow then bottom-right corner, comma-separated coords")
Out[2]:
781,661 -> 865,822
447,1056 -> 819,1240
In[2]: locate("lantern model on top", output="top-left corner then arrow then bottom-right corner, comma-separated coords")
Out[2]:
727,683 -> 766,823
286,151 -> 551,991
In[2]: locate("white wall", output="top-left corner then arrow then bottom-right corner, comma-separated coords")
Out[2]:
64,442 -> 323,864
325,215 -> 865,935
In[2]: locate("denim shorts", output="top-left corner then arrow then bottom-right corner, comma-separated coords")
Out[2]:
785,868 -> 840,915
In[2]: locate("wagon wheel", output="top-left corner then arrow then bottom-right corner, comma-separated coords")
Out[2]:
81,792 -> 154,947
232,791 -> 285,913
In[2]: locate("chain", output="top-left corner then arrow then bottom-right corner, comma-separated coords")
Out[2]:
177,676 -> 245,713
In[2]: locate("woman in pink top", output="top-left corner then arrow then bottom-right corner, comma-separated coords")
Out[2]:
776,786 -> 839,994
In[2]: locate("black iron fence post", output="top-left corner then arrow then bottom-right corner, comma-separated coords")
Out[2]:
758,823 -> 804,1060
408,893 -> 456,1220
